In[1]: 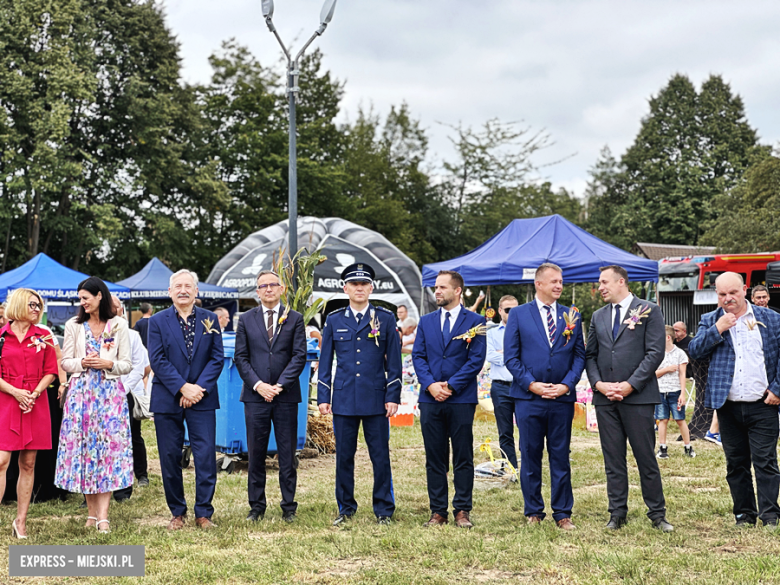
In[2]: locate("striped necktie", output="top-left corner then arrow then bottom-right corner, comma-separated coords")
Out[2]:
544,305 -> 556,344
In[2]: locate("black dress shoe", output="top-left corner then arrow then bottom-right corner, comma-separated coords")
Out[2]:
332,514 -> 353,526
283,512 -> 296,524
246,510 -> 264,522
377,516 -> 392,525
652,517 -> 674,533
606,516 -> 627,530
735,514 -> 756,527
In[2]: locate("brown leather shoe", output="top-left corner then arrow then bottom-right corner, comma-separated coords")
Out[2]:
195,517 -> 217,529
423,513 -> 448,527
167,515 -> 185,531
454,511 -> 473,529
556,517 -> 576,530
527,515 -> 543,525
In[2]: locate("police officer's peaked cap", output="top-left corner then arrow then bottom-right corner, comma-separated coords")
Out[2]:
341,263 -> 375,283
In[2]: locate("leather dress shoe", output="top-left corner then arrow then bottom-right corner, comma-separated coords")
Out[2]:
283,512 -> 296,524
246,510 -> 264,522
556,517 -> 576,530
606,516 -> 627,530
167,515 -> 186,531
736,514 -> 756,527
137,476 -> 150,487
332,514 -> 353,526
652,517 -> 674,533
527,515 -> 543,525
423,513 -> 448,527
376,516 -> 392,526
454,511 -> 473,529
195,517 -> 217,529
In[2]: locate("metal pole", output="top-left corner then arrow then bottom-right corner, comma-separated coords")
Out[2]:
288,63 -> 298,261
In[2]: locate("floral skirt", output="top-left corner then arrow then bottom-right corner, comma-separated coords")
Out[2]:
55,369 -> 133,494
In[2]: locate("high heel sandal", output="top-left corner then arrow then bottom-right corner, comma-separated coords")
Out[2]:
97,519 -> 110,533
86,516 -> 98,528
12,519 -> 28,539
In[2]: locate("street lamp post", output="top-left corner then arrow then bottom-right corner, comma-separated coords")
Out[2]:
261,0 -> 338,262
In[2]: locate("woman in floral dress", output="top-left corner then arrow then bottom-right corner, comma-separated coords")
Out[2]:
56,277 -> 133,533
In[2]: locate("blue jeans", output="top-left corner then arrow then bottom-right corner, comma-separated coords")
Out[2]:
655,391 -> 685,421
490,380 -> 518,468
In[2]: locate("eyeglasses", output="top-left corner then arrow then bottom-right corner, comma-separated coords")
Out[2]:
257,283 -> 281,290
28,302 -> 42,310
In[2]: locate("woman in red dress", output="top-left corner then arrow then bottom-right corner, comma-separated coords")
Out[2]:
0,289 -> 58,538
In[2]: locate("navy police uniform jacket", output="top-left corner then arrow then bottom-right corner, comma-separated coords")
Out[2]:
317,304 -> 403,416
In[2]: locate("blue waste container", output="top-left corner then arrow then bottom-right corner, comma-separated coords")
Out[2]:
184,334 -> 319,458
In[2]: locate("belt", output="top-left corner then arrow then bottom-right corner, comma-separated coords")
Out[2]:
491,379 -> 512,385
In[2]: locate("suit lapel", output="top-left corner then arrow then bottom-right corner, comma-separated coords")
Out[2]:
343,307 -> 358,332
355,305 -> 373,335
613,296 -> 640,343
602,304 -> 615,346
166,307 -> 189,359
191,307 -> 205,357
253,307 -> 271,349
444,308 -> 468,349
269,304 -> 286,350
531,301 -> 551,347
552,303 -> 568,350
430,310 -> 445,353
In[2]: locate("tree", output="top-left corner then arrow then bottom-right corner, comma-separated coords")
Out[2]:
701,156 -> 780,252
587,74 -> 768,249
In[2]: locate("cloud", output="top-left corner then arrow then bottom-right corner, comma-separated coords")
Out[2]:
162,0 -> 780,197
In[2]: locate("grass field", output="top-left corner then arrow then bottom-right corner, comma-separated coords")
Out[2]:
2,416 -> 780,584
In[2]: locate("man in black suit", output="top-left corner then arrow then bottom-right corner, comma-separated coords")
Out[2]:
133,302 -> 153,348
585,265 -> 673,532
235,270 -> 307,523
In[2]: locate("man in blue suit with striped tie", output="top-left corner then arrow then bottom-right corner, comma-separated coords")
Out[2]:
413,270 -> 487,529
504,263 -> 585,529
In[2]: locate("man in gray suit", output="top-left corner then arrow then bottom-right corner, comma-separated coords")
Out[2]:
585,265 -> 673,532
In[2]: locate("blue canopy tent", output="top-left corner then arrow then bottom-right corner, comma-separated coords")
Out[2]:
0,253 -> 131,302
116,257 -> 238,300
422,215 -> 659,286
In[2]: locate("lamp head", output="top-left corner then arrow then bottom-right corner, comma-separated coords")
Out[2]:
316,0 -> 337,34
261,0 -> 274,18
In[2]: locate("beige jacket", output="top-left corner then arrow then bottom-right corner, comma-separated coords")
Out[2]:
61,316 -> 132,379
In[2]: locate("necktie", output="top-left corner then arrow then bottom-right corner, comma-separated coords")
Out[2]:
442,311 -> 451,343
544,305 -> 556,344
356,312 -> 363,325
612,304 -> 621,340
266,309 -> 274,341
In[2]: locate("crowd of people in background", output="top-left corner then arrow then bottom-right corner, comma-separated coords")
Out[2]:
0,262 -> 778,536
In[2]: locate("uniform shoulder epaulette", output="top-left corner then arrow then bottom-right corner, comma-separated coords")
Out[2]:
327,307 -> 348,317
376,306 -> 394,315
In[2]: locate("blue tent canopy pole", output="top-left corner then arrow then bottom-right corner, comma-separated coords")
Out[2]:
422,215 -> 658,287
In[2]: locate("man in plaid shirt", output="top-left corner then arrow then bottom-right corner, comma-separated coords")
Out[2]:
688,272 -> 780,528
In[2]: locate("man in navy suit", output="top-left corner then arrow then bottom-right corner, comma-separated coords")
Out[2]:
235,270 -> 307,523
412,270 -> 487,529
504,263 -> 585,529
148,269 -> 224,530
689,272 -> 780,527
318,263 -> 403,525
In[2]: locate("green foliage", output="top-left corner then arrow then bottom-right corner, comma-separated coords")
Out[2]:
274,246 -> 327,326
702,155 -> 780,252
587,74 -> 768,250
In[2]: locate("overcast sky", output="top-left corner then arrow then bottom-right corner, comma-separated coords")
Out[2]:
161,0 -> 780,198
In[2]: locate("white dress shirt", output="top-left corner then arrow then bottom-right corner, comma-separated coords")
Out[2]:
121,328 -> 150,398
611,293 -> 635,331
728,301 -> 768,402
440,303 -> 462,331
535,297 -> 557,347
486,323 -> 512,382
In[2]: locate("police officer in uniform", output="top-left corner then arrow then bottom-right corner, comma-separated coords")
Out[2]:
318,263 -> 403,525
